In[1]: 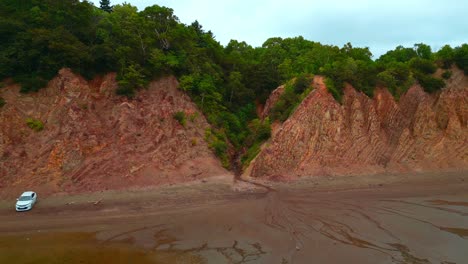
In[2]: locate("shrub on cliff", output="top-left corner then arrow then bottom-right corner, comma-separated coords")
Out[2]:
241,142 -> 262,167
15,75 -> 48,93
324,78 -> 340,102
25,118 -> 44,132
454,44 -> 468,74
0,97 -> 5,108
173,111 -> 186,127
415,73 -> 445,93
242,118 -> 271,167
116,65 -> 147,98
270,87 -> 298,122
375,62 -> 414,99
442,70 -> 452,80
293,74 -> 310,94
409,58 -> 437,74
271,75 -> 313,121
204,128 -> 230,168
245,118 -> 271,144
436,45 -> 455,69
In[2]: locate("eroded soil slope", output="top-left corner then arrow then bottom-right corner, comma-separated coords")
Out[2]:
0,69 -> 227,195
249,69 -> 468,178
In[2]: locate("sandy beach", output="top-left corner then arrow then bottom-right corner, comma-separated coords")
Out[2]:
1,171 -> 467,263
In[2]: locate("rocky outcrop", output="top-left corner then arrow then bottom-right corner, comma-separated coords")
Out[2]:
248,70 -> 468,178
0,69 -> 228,195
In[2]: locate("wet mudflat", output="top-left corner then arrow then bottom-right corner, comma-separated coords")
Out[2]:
0,172 -> 467,264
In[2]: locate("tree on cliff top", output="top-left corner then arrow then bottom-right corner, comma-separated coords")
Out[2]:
100,0 -> 113,12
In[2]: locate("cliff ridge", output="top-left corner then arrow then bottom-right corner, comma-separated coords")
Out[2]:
248,69 -> 467,178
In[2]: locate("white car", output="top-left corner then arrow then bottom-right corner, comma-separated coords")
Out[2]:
16,191 -> 37,212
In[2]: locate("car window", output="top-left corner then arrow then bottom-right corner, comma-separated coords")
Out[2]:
18,196 -> 31,201
32,193 -> 35,198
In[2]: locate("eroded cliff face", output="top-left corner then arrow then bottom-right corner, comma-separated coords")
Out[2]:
0,69 -> 228,195
248,70 -> 468,179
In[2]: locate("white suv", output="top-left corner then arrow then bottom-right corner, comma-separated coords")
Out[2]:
16,191 -> 37,211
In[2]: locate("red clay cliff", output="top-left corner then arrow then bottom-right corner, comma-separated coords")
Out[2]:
1,68 -> 467,194
0,69 -> 228,196
248,69 -> 468,178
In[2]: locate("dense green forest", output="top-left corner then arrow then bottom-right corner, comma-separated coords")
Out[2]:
1,0 -> 467,169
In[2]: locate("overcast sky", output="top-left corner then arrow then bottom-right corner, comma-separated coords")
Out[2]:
90,0 -> 468,58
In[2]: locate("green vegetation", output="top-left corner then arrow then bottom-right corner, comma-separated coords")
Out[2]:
99,0 -> 113,13
241,118 -> 272,167
189,112 -> 198,122
0,97 -> 5,108
205,128 -> 229,168
0,0 -> 466,168
442,70 -> 452,80
325,77 -> 342,102
271,75 -> 314,122
173,111 -> 186,127
454,44 -> 468,74
25,118 -> 44,131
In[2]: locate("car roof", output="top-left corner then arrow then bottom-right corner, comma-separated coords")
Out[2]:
21,191 -> 35,196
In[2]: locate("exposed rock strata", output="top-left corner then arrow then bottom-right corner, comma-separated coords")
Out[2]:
248,70 -> 468,178
0,69 -> 227,194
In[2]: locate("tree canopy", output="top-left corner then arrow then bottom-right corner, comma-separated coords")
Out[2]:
99,0 -> 113,13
